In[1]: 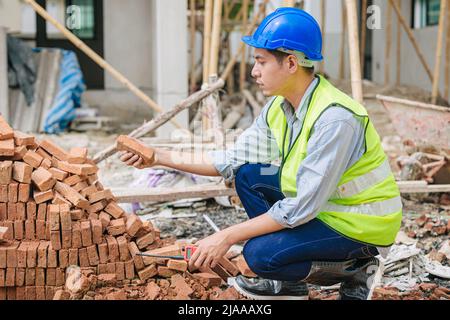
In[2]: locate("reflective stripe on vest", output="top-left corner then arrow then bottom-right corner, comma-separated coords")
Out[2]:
332,159 -> 392,199
322,196 -> 402,217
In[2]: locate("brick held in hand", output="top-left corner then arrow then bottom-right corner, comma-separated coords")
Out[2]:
31,167 -> 56,191
0,116 -> 14,140
13,162 -> 33,184
116,135 -> 156,166
39,140 -> 69,161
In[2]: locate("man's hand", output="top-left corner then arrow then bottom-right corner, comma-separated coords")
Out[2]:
189,231 -> 234,270
119,151 -> 149,169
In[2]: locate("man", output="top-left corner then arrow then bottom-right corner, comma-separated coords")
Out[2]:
119,8 -> 402,300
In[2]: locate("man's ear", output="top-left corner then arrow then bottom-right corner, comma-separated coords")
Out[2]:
286,55 -> 298,74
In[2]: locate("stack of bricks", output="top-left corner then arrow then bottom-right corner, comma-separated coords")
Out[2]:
0,116 -> 162,300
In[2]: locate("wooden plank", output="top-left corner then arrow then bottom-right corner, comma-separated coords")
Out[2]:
0,27 -> 8,123
112,181 -> 450,204
431,0 -> 447,105
112,184 -> 236,203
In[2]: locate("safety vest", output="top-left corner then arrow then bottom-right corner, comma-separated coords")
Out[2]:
266,75 -> 402,247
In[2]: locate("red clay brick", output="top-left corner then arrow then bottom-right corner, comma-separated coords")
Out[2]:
15,268 -> 25,287
91,219 -> 103,245
81,185 -> 97,198
87,245 -> 100,266
80,220 -> 93,247
48,167 -> 69,181
218,257 -> 239,276
0,225 -> 7,241
40,158 -> 52,170
68,147 -> 88,164
25,268 -> 35,286
211,264 -> 231,282
52,192 -> 73,207
37,241 -> 49,268
0,139 -> 14,156
0,161 -> 12,184
0,269 -> 5,286
46,286 -> 55,300
0,185 -> 8,202
17,242 -> 28,268
54,182 -> 89,209
193,272 -> 222,289
79,247 -> 90,267
39,140 -> 69,161
57,161 -> 98,176
232,255 -> 257,277
34,189 -> 54,204
23,150 -> 43,168
125,260 -> 135,279
32,167 -> 56,191
106,262 -> 116,274
157,266 -> 177,278
59,204 -> 72,231
167,259 -> 188,272
63,174 -> 83,186
88,189 -> 113,204
50,230 -> 61,250
16,202 -> 26,219
128,241 -> 145,270
36,286 -> 46,300
87,200 -> 107,214
107,219 -> 126,236
48,205 -> 60,231
116,236 -> 130,261
69,248 -> 78,265
12,162 -> 32,184
37,203 -> 47,220
70,209 -> 83,221
12,145 -> 27,161
136,232 -> 155,249
115,261 -> 125,280
25,220 -> 36,240
55,268 -> 65,287
47,246 -> 58,268
18,183 -> 30,203
58,249 -> 69,268
106,236 -> 119,262
36,268 -> 45,286
13,131 -> 35,146
36,220 -> 47,240
99,211 -> 111,231
71,222 -> 82,248
104,202 -> 124,219
0,116 -> 14,140
116,135 -> 155,166
14,220 -> 24,240
126,214 -> 143,237
0,203 -> 6,221
26,201 -> 36,219
46,268 -> 56,286
138,264 -> 157,281
26,241 -> 40,268
73,181 -> 88,192
2,221 -> 13,240
5,268 -> 15,287
98,242 -> 109,264
61,229 -> 72,249
8,182 -> 18,202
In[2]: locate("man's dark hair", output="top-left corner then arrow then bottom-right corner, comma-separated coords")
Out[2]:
268,49 -> 315,75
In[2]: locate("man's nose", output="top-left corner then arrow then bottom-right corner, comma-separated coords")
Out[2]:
251,64 -> 260,79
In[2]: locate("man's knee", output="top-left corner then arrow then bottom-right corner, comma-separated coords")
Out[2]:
242,237 -> 275,276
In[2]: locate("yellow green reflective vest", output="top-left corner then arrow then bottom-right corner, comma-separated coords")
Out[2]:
266,75 -> 402,247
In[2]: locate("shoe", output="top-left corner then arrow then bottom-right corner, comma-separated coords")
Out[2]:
338,257 -> 383,300
229,276 -> 309,300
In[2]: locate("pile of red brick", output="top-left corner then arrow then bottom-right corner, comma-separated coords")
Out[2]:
0,117 -> 255,300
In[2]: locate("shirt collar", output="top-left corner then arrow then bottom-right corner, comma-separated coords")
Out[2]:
281,77 -> 319,120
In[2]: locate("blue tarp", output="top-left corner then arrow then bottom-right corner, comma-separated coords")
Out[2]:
43,49 -> 86,134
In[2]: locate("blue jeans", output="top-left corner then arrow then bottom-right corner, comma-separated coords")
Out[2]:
235,164 -> 379,282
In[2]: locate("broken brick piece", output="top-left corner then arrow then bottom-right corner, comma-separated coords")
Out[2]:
0,116 -> 14,140
13,162 -> 33,184
88,189 -> 114,204
107,219 -> 126,236
34,190 -> 53,204
40,140 -> 69,161
31,167 -> 56,191
138,264 -> 157,281
167,259 -> 188,272
23,150 -> 43,168
193,272 -> 222,289
54,182 -> 89,209
218,256 -> 239,276
48,168 -> 69,181
116,135 -> 155,166
13,131 -> 35,146
136,232 -> 155,249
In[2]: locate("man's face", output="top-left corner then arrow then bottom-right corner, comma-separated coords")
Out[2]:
251,48 -> 290,97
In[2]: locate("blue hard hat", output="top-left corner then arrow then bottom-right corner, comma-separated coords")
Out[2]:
242,7 -> 323,61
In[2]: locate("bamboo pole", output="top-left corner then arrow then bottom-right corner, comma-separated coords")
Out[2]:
388,0 -> 433,82
240,0 -> 249,91
224,2 -> 235,94
431,0 -> 447,105
202,0 -> 213,84
189,0 -> 197,93
445,2 -> 450,99
283,0 -> 296,7
220,0 -> 269,82
319,0 -> 326,74
339,0 -> 347,80
345,0 -> 363,103
384,1 -> 392,85
23,0 -> 184,129
396,0 -> 402,85
209,0 -> 224,76
360,0 -> 367,75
